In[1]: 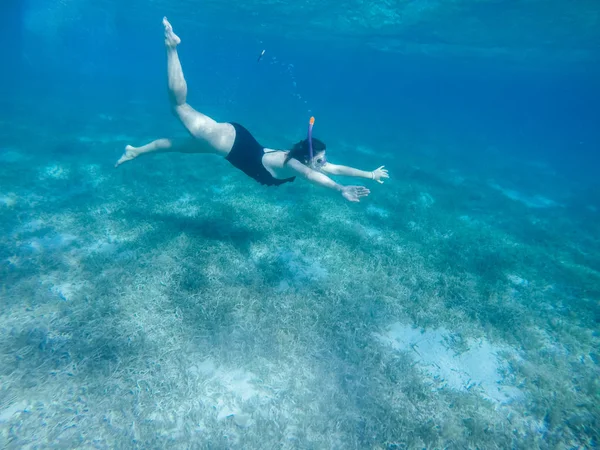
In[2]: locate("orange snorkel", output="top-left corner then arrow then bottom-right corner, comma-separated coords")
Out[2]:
307,116 -> 315,162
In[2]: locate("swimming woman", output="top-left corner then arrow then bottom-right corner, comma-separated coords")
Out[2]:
115,18 -> 389,203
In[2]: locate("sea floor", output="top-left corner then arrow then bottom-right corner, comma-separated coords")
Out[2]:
0,103 -> 599,449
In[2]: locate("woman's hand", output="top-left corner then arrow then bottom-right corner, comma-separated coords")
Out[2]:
371,166 -> 389,184
341,185 -> 370,202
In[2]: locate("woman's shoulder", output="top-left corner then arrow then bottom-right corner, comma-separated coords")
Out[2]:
263,148 -> 289,163
262,149 -> 295,175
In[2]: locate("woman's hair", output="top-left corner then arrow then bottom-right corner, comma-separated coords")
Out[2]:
284,138 -> 326,165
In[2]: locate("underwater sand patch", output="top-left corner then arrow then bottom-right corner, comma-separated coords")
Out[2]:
0,193 -> 18,207
507,274 -> 529,287
458,215 -> 478,226
24,232 -> 77,253
418,192 -> 435,208
84,239 -> 119,255
39,164 -> 70,180
274,249 -> 328,291
14,219 -> 45,234
38,270 -> 87,301
408,192 -> 435,210
366,205 -> 390,218
355,145 -> 377,156
375,323 -> 524,406
350,224 -> 385,243
0,148 -> 28,163
48,281 -> 84,301
160,193 -> 201,218
447,169 -> 466,186
0,400 -> 28,424
188,360 -> 272,428
489,183 -> 559,208
79,164 -> 107,187
89,202 -> 124,218
95,220 -> 152,244
334,217 -> 386,242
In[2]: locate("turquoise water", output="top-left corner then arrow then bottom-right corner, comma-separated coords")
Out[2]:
1,1 -> 599,448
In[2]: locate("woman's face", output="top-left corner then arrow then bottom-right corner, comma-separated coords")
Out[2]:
312,150 -> 327,167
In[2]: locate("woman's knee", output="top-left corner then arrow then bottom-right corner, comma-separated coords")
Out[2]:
168,89 -> 186,107
172,104 -> 199,131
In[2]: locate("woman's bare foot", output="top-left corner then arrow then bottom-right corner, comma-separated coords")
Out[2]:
163,17 -> 181,48
115,145 -> 139,168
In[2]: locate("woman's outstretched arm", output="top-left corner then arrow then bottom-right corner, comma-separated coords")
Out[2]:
321,163 -> 389,184
286,159 -> 371,202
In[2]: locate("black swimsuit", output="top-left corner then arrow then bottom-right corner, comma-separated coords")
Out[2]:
225,123 -> 296,187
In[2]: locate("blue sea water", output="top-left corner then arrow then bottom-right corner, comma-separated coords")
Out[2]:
1,0 -> 599,448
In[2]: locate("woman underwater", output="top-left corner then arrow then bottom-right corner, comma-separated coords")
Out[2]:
115,18 -> 390,203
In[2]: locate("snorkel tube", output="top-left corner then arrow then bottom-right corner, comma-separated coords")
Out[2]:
307,116 -> 315,164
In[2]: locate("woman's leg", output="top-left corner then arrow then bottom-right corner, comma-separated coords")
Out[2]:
116,18 -> 237,169
163,17 -> 235,154
115,137 -> 208,167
